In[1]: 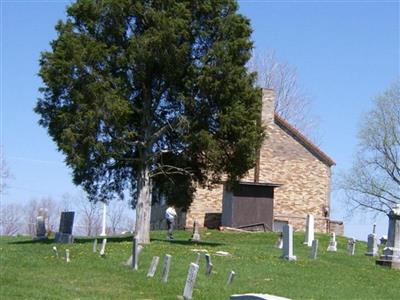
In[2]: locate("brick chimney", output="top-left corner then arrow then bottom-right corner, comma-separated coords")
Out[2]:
261,88 -> 275,125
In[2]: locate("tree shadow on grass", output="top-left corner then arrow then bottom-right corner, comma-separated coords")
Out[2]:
9,238 -> 55,245
151,238 -> 224,247
9,235 -> 135,245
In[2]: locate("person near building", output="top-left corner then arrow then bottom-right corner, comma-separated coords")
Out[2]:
165,205 -> 177,240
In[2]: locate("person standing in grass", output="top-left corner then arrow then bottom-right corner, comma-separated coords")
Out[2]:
165,205 -> 177,240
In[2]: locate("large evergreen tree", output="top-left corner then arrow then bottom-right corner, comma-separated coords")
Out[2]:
36,0 -> 264,243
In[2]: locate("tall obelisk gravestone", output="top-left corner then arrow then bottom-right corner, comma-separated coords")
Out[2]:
376,204 -> 400,269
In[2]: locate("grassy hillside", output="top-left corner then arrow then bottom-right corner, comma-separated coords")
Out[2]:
0,230 -> 398,299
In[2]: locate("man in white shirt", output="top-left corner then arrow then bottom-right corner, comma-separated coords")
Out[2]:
165,205 -> 177,240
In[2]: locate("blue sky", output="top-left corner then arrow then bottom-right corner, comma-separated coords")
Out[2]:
1,0 -> 399,240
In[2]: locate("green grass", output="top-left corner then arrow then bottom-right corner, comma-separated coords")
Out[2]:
0,230 -> 398,299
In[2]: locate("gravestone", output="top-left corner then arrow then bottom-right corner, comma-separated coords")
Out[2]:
65,249 -> 70,263
327,232 -> 337,252
55,211 -> 75,243
365,233 -> 378,256
52,246 -> 59,258
99,238 -> 107,257
190,220 -> 201,242
93,239 -> 98,253
161,254 -> 172,283
194,252 -> 201,265
310,239 -> 318,259
282,224 -> 296,261
303,214 -> 314,247
147,256 -> 160,277
230,293 -> 292,300
205,253 -> 213,276
347,238 -> 356,256
183,263 -> 199,300
275,232 -> 283,249
227,270 -> 235,285
376,204 -> 400,269
35,216 -> 47,240
125,245 -> 143,267
131,237 -> 140,270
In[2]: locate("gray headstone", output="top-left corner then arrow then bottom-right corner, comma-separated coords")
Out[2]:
65,249 -> 70,263
327,232 -> 337,252
147,256 -> 160,277
303,214 -> 314,247
58,211 -> 75,234
347,238 -> 356,256
93,239 -> 98,253
365,233 -> 378,256
194,252 -> 201,265
190,220 -> 201,242
52,246 -> 59,258
310,239 -> 318,259
205,253 -> 213,276
227,270 -> 235,285
131,237 -> 140,270
376,204 -> 400,269
99,238 -> 107,257
183,263 -> 199,300
35,216 -> 47,239
125,245 -> 143,267
55,211 -> 75,244
55,232 -> 74,244
282,224 -> 296,261
161,254 -> 172,283
230,293 -> 292,300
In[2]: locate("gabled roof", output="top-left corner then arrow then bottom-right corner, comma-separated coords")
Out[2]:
274,114 -> 336,167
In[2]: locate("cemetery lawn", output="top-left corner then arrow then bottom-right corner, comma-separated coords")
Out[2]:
0,231 -> 398,300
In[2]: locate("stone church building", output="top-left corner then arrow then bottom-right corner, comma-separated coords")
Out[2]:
151,89 -> 343,234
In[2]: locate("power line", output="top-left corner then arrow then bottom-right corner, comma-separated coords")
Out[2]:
8,156 -> 66,166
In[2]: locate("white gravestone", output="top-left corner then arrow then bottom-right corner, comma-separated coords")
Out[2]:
93,239 -> 97,253
304,214 -> 315,247
205,253 -> 213,276
161,254 -> 172,283
365,233 -> 378,256
147,256 -> 160,277
99,238 -> 107,257
327,232 -> 337,252
190,220 -> 201,242
230,293 -> 292,300
65,249 -> 70,263
376,204 -> 400,269
227,270 -> 235,285
52,246 -> 59,258
310,239 -> 318,259
347,238 -> 356,256
194,252 -> 201,265
282,224 -> 296,261
183,263 -> 199,300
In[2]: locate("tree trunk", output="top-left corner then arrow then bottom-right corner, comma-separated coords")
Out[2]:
135,165 -> 152,244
